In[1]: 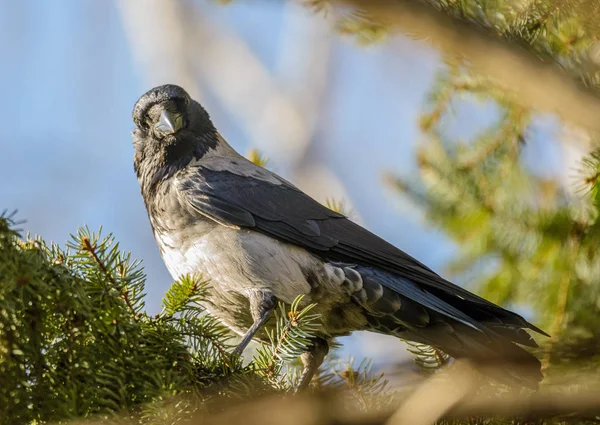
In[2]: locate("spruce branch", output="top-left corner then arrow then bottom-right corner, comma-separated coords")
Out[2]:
253,296 -> 320,387
160,274 -> 208,317
316,357 -> 391,412
0,220 -> 270,423
80,235 -> 138,316
158,276 -> 236,368
69,227 -> 146,316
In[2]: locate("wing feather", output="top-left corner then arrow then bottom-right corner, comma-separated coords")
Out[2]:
176,163 -> 545,336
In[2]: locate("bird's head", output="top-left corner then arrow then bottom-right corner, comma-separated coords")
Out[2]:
131,84 -> 220,186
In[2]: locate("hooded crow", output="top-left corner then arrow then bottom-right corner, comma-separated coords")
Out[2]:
132,84 -> 547,390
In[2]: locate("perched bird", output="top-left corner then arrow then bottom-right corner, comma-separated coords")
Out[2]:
132,84 -> 547,390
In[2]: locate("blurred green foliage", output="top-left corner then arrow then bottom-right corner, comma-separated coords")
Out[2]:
390,65 -> 600,386
312,0 -> 600,396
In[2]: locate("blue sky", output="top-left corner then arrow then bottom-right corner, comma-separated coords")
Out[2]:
0,0 -> 567,364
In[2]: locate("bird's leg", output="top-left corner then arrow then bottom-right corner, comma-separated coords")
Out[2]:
232,290 -> 276,356
296,338 -> 329,392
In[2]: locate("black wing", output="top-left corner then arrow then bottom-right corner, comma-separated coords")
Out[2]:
177,163 -> 546,336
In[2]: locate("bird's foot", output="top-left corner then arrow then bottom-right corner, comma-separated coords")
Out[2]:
233,290 -> 276,356
295,338 -> 329,393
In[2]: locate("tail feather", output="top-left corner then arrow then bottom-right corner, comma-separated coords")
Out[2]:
438,322 -> 543,388
347,265 -> 547,388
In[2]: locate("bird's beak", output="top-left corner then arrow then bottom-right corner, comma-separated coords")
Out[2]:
155,110 -> 183,134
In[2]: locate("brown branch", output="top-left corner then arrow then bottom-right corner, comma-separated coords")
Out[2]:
330,0 -> 600,136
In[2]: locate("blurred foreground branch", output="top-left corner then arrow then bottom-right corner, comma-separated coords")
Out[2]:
187,362 -> 600,425
329,0 -> 600,135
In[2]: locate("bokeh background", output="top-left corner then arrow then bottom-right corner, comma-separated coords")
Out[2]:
0,0 -> 585,367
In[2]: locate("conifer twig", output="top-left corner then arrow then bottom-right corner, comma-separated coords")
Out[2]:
80,236 -> 137,316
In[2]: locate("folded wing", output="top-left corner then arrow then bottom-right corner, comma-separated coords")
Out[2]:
177,161 -> 546,386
